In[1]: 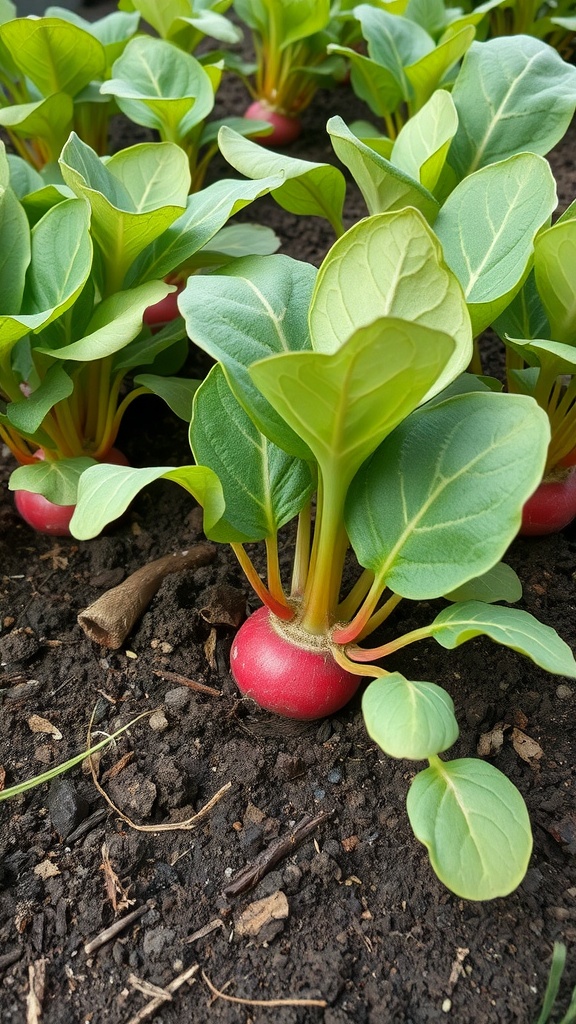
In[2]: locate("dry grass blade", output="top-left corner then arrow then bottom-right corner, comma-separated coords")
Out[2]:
201,972 -> 327,1008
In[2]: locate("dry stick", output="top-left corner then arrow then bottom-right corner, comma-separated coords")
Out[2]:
127,963 -> 200,1024
77,544 -> 216,649
84,903 -> 151,955
152,668 -> 221,697
222,810 -> 334,898
26,959 -> 47,1024
202,972 -> 327,1009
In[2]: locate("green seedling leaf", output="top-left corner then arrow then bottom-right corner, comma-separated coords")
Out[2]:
534,218 -> 576,344
328,44 -> 404,119
390,90 -> 458,195
443,562 -> 522,604
492,271 -> 549,344
180,254 -> 316,459
327,116 -> 439,221
59,134 -> 190,290
190,364 -> 313,543
404,24 -> 475,111
69,462 -> 225,540
35,281 -> 170,361
112,316 -> 186,372
430,601 -> 576,678
7,364 -> 73,435
362,673 -> 459,760
346,392 -> 549,600
101,36 -> 215,137
126,174 -> 284,285
0,95 -> 74,165
235,0 -> 330,47
407,757 -> 532,900
435,152 -> 557,336
9,455 -> 96,504
250,316 -> 455,488
448,36 -> 576,178
504,338 -> 576,377
354,4 -> 433,85
309,209 -> 472,401
200,223 -> 279,260
133,373 -> 200,422
0,184 -> 30,313
218,127 -> 346,236
0,17 -> 106,97
45,8 -> 140,68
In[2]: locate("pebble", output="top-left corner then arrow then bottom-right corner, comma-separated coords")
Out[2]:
149,710 -> 169,732
164,687 -> 191,715
313,788 -> 326,800
557,685 -> 573,700
328,768 -> 343,784
47,779 -> 89,839
143,927 -> 175,959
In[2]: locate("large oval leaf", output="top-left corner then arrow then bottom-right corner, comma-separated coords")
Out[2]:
362,673 -> 459,760
533,217 -> 576,344
407,757 -> 533,899
390,90 -> 458,195
309,209 -> 472,400
0,184 -> 30,313
346,392 -> 549,599
448,36 -> 576,178
430,600 -> 576,677
435,153 -> 557,336
0,17 -> 106,97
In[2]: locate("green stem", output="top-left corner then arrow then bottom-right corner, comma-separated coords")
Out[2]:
331,572 -> 386,644
298,472 -> 350,635
346,623 -> 433,662
265,534 -> 287,607
291,501 -> 312,598
331,645 -> 391,679
357,591 -> 404,642
337,567 -> 375,623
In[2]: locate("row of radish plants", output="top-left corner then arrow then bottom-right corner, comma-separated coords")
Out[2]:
1,0 -> 576,902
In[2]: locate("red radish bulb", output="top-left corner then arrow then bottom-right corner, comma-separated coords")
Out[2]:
244,101 -> 302,146
143,286 -> 183,330
230,605 -> 360,719
13,447 -> 129,537
520,467 -> 576,536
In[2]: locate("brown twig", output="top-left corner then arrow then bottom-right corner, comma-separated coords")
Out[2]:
26,959 -> 47,1024
222,810 -> 334,898
152,668 -> 221,697
127,963 -> 199,1024
84,903 -> 151,955
186,918 -> 224,944
77,544 -> 216,649
201,972 -> 327,1009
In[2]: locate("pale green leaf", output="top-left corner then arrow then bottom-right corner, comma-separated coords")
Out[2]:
0,185 -> 30,313
534,218 -> 576,344
327,115 -> 439,221
6,364 -> 73,435
431,601 -> 576,677
443,562 -> 522,604
0,17 -> 106,97
407,757 -> 532,899
404,25 -> 475,110
391,90 -> 458,195
22,198 -> 92,323
327,45 -> 405,117
69,462 -> 225,540
218,126 -> 346,236
309,209 -> 472,401
0,94 -> 74,164
448,36 -> 576,178
362,673 -> 459,760
434,153 -> 557,336
9,456 -> 95,504
133,373 -> 200,422
346,392 -> 550,599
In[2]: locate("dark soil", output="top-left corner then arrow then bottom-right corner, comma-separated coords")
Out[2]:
1,11 -> 576,1024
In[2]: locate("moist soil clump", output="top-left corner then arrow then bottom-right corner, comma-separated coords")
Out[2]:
1,16 -> 576,1024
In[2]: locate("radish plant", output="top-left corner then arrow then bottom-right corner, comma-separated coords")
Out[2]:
117,0 -> 242,54
474,0 -> 576,58
1,134 -> 282,533
493,202 -> 576,533
0,7 -> 139,169
230,0 -> 346,145
71,210 -> 576,900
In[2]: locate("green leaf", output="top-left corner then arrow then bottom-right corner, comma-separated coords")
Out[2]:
190,364 -> 313,543
9,455 -> 96,504
362,673 -> 459,760
45,8 -> 140,69
327,45 -> 405,118
434,153 -> 557,336
430,601 -> 576,678
533,218 -> 576,344
59,134 -> 190,290
404,25 -> 475,111
35,281 -> 170,361
69,462 -> 225,540
355,5 -> 433,87
309,209 -> 472,400
0,17 -> 106,97
492,271 -> 549,344
250,316 -> 455,488
0,184 -> 30,313
327,115 -> 439,221
101,36 -> 215,138
391,89 -> 458,194
218,127 -> 346,236
21,198 -> 92,325
504,338 -> 576,377
179,254 -> 316,459
200,223 -> 279,260
407,757 -> 532,899
448,36 -> 576,178
126,174 -> 284,285
346,392 -> 550,600
133,373 -> 200,422
7,364 -> 73,435
235,0 -> 330,48
0,95 -> 74,164
443,562 -> 522,604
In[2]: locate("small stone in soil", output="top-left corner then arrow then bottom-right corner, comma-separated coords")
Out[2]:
47,779 -> 89,839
